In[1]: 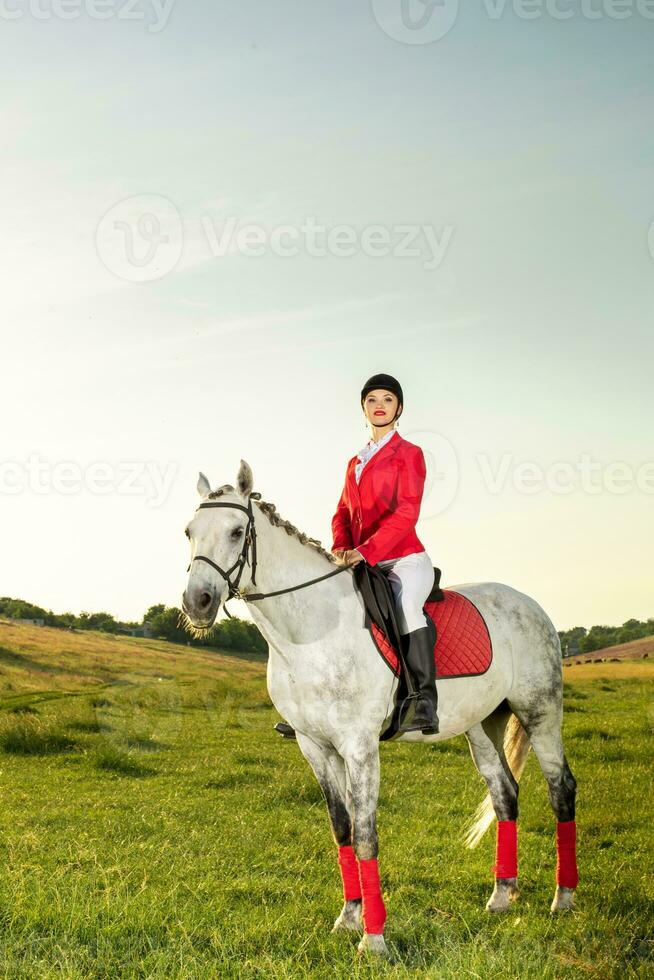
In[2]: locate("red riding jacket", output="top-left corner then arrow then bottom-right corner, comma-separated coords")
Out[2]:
331,432 -> 427,567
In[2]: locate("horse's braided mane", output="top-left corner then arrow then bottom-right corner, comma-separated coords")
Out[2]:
207,484 -> 337,563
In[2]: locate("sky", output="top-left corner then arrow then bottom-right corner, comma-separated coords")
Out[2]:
1,0 -> 653,632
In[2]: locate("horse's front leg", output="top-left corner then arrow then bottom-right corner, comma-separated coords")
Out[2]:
341,735 -> 390,958
294,732 -> 362,935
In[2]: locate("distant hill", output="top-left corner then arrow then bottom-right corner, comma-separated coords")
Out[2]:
559,616 -> 654,657
562,633 -> 654,666
0,617 -> 266,709
0,596 -> 267,656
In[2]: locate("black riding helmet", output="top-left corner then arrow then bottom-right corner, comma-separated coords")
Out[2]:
360,373 -> 403,426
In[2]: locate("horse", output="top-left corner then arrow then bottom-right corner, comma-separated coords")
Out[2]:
181,461 -> 578,958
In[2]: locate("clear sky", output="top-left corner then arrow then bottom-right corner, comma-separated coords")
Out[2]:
2,0 -> 652,631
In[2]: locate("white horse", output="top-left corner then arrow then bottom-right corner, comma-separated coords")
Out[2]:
182,462 -> 578,958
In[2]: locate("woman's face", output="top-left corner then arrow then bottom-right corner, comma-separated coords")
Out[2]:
363,389 -> 401,427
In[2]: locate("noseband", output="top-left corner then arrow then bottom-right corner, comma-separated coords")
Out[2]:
187,490 -> 350,618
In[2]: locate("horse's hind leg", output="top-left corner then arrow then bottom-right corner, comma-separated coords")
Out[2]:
466,705 -> 521,912
511,703 -> 579,912
294,731 -> 362,933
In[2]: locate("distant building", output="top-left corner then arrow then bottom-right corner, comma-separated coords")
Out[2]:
118,620 -> 155,639
16,618 -> 45,627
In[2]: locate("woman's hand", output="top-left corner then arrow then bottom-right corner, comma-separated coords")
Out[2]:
332,548 -> 364,566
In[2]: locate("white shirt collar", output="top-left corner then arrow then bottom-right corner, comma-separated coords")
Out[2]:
357,428 -> 397,461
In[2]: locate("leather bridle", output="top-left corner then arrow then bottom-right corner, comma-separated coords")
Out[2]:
187,491 -> 350,618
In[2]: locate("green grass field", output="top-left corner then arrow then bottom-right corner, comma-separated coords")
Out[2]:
0,619 -> 652,979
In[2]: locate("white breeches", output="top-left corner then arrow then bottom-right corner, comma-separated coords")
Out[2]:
376,550 -> 435,634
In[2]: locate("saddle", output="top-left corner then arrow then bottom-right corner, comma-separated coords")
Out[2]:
352,561 -> 444,741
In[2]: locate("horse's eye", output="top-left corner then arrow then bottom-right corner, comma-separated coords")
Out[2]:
231,527 -> 244,541
184,527 -> 190,539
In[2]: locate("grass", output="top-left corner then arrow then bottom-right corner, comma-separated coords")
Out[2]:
0,620 -> 652,977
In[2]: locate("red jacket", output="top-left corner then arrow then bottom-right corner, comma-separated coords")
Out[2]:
331,432 -> 427,567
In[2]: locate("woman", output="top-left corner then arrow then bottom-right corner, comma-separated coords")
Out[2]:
332,372 -> 438,734
275,373 -> 439,740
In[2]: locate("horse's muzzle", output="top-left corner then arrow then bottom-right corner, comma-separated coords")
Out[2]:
182,585 -> 221,628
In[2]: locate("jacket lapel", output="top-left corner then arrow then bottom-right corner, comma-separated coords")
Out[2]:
347,454 -> 362,508
350,432 -> 402,509
356,432 -> 402,489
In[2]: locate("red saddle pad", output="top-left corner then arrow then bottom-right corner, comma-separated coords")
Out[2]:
370,589 -> 492,679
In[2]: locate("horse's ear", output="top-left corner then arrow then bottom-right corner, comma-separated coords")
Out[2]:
236,459 -> 253,497
197,471 -> 211,496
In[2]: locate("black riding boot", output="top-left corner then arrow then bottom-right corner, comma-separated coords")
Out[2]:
398,622 -> 439,734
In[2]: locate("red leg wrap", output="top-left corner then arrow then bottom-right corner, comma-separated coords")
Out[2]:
358,858 -> 387,934
337,845 -> 361,902
556,820 -> 579,888
493,820 -> 518,879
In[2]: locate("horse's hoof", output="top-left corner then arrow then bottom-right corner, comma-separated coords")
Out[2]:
486,879 -> 520,912
551,886 -> 576,912
357,932 -> 389,957
331,900 -> 362,933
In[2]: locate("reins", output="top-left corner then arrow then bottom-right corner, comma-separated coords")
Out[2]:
186,488 -> 417,717
187,491 -> 351,617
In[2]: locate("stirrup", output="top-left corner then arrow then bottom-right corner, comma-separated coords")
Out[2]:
396,693 -> 421,733
274,722 -> 297,739
397,693 -> 439,735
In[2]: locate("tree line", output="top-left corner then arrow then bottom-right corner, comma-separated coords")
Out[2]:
558,617 -> 654,657
0,596 -> 267,656
2,595 -> 651,660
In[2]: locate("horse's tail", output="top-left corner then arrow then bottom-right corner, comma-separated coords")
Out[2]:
463,714 -> 531,849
